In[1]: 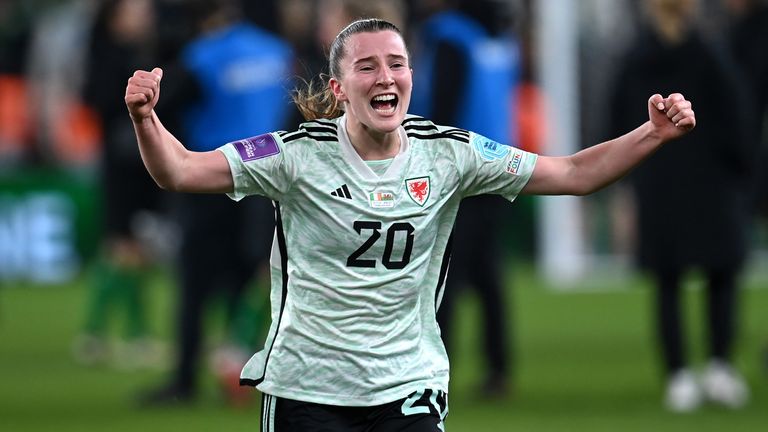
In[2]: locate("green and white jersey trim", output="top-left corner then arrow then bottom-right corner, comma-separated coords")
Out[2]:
217,114 -> 537,406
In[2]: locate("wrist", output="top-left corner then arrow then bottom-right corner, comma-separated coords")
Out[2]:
642,121 -> 665,146
130,110 -> 155,126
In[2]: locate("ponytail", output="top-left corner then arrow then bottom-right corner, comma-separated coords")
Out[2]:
291,74 -> 343,121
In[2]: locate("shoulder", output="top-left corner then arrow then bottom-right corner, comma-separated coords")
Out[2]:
223,122 -> 334,167
238,22 -> 293,53
277,118 -> 340,149
424,11 -> 480,36
402,115 -> 470,144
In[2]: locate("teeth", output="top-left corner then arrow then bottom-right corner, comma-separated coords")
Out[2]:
373,94 -> 396,102
374,106 -> 396,114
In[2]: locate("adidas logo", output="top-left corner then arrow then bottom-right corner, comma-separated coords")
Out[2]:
331,183 -> 352,199
330,184 -> 352,199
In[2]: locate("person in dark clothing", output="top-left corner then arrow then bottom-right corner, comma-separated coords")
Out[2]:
722,0 -> 768,379
410,0 -> 520,397
724,0 -> 768,214
609,0 -> 753,412
73,0 -> 165,369
139,0 -> 291,405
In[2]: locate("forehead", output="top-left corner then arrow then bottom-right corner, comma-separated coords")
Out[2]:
343,30 -> 408,63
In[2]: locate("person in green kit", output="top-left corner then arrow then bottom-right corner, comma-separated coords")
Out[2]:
72,0 -> 164,369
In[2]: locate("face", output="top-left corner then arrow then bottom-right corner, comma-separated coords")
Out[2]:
648,0 -> 697,18
111,0 -> 155,43
330,30 -> 412,134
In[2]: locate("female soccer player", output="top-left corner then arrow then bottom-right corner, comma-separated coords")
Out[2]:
125,18 -> 695,432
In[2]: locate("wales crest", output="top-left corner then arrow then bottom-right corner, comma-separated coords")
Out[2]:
405,176 -> 430,207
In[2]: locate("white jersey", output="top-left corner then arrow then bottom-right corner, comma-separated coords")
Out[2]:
218,114 -> 537,406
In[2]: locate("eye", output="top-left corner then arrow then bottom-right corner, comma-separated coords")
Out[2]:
391,62 -> 405,69
359,65 -> 375,72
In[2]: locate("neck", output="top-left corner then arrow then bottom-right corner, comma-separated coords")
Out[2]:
201,12 -> 233,34
345,116 -> 401,161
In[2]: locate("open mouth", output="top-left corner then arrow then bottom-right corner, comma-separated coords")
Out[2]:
370,93 -> 398,115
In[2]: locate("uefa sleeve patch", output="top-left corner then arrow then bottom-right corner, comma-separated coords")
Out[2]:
471,133 -> 510,161
233,133 -> 280,161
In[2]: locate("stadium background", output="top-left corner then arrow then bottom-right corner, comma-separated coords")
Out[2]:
1,0 -> 766,430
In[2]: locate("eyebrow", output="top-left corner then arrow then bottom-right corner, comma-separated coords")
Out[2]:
353,54 -> 408,65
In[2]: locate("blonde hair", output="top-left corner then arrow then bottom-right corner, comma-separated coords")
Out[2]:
292,18 -> 405,120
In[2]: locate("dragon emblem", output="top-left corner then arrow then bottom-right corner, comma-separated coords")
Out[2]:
406,177 -> 430,206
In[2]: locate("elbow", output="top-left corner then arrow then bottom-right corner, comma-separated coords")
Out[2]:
155,181 -> 174,192
568,167 -> 619,196
570,178 -> 606,196
572,187 -> 592,197
574,179 -> 618,196
559,159 -> 596,196
151,172 -> 183,192
565,177 -> 593,196
571,186 -> 593,197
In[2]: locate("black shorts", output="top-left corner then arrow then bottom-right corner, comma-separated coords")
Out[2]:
260,389 -> 448,432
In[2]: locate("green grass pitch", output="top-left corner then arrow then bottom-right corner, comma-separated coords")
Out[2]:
1,263 -> 766,431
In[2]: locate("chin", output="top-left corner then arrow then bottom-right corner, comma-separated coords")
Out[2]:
372,112 -> 405,130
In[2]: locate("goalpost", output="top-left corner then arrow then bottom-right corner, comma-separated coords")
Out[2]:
534,0 -> 587,285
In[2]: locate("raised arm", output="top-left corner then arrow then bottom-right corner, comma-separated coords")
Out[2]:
124,67 -> 233,193
522,93 -> 695,196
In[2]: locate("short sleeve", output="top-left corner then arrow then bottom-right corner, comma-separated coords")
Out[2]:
458,131 -> 538,201
217,132 -> 294,201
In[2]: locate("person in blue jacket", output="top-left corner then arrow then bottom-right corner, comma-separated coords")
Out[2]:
410,0 -> 520,397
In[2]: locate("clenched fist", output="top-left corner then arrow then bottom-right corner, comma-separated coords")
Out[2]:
125,67 -> 163,122
648,93 -> 696,143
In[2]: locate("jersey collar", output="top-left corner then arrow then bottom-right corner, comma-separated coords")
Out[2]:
337,114 -> 410,180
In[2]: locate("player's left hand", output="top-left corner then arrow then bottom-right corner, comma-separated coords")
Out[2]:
648,93 -> 695,142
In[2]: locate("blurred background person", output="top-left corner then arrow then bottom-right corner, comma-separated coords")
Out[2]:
0,0 -> 35,166
608,0 -> 754,412
25,0 -> 102,169
721,0 -> 768,377
139,0 -> 291,406
410,0 -> 521,397
723,0 -> 768,127
71,0 -> 166,370
723,0 -> 768,215
315,0 -> 406,58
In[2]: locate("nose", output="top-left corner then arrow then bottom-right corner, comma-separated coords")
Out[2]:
376,69 -> 394,86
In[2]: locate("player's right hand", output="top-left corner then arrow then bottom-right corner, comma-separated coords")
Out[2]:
125,67 -> 163,122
